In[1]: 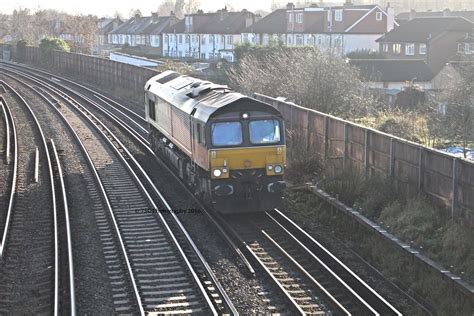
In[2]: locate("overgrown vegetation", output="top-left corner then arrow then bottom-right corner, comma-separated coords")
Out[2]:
346,49 -> 386,59
228,45 -> 378,118
39,37 -> 70,63
286,189 -> 473,314
227,46 -> 473,151
288,163 -> 474,286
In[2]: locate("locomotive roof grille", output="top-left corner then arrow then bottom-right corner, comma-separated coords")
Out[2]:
156,72 -> 180,84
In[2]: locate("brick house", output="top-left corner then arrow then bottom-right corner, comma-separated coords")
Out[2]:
162,8 -> 256,62
376,17 -> 474,73
109,13 -> 178,56
457,32 -> 474,58
242,1 -> 396,57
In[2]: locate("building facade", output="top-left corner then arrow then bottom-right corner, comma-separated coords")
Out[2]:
162,8 -> 256,62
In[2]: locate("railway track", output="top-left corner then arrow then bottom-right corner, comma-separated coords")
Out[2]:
1,63 -> 256,277
0,62 -> 431,314
48,139 -> 76,315
1,68 -> 236,314
0,95 -> 17,258
222,210 -> 403,315
0,81 -> 73,314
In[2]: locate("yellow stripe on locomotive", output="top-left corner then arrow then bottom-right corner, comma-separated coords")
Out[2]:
210,145 -> 286,179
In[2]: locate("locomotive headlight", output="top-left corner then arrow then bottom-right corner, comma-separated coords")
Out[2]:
267,165 -> 273,171
213,169 -> 222,177
274,165 -> 283,174
242,113 -> 249,119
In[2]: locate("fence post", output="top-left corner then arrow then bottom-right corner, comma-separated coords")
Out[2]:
306,111 -> 312,151
364,129 -> 370,176
324,116 -> 329,161
418,147 -> 424,191
343,122 -> 348,170
389,138 -> 395,177
451,158 -> 459,218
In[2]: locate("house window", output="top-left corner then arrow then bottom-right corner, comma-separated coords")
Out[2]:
296,35 -> 303,46
405,43 -> 415,55
296,13 -> 303,23
226,35 -> 233,45
201,36 -> 206,45
335,9 -> 343,22
465,43 -> 471,54
382,43 -> 389,52
288,35 -> 292,45
201,53 -> 206,59
289,13 -> 293,23
376,12 -> 383,21
419,43 -> 427,55
263,34 -> 269,45
393,43 -> 401,54
185,35 -> 190,44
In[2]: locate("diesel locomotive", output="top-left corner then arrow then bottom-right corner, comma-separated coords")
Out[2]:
145,71 -> 286,213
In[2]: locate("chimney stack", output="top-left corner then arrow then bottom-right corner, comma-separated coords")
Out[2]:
286,2 -> 295,10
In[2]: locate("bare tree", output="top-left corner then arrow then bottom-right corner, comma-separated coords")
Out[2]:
174,0 -> 185,17
429,64 -> 474,157
158,0 -> 176,16
62,14 -> 99,54
184,0 -> 201,15
10,8 -> 34,43
229,46 -> 375,118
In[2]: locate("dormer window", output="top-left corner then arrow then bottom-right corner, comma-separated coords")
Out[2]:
289,13 -> 294,23
335,9 -> 343,22
296,13 -> 303,23
405,43 -> 415,55
419,43 -> 427,55
376,12 -> 382,21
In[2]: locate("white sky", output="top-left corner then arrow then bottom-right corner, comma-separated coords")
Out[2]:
0,0 -> 321,17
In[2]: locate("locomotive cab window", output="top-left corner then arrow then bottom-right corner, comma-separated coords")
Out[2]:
148,99 -> 156,121
211,122 -> 242,146
249,119 -> 281,144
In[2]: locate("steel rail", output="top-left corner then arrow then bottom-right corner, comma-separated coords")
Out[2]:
6,71 -> 218,315
1,72 -> 147,314
6,73 -> 147,314
0,81 -> 60,315
0,96 -> 18,258
272,208 -> 403,315
2,64 -> 241,314
260,229 -> 351,315
49,138 -> 76,315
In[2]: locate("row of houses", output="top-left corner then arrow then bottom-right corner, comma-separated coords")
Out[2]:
105,1 -> 398,62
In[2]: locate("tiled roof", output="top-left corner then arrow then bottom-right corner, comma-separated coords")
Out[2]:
164,10 -> 254,34
397,10 -> 474,23
110,15 -> 175,35
350,59 -> 434,82
243,9 -> 286,33
377,17 -> 473,43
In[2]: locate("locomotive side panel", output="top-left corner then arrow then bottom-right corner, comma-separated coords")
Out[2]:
192,122 -> 210,171
171,106 -> 192,155
156,96 -> 172,135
